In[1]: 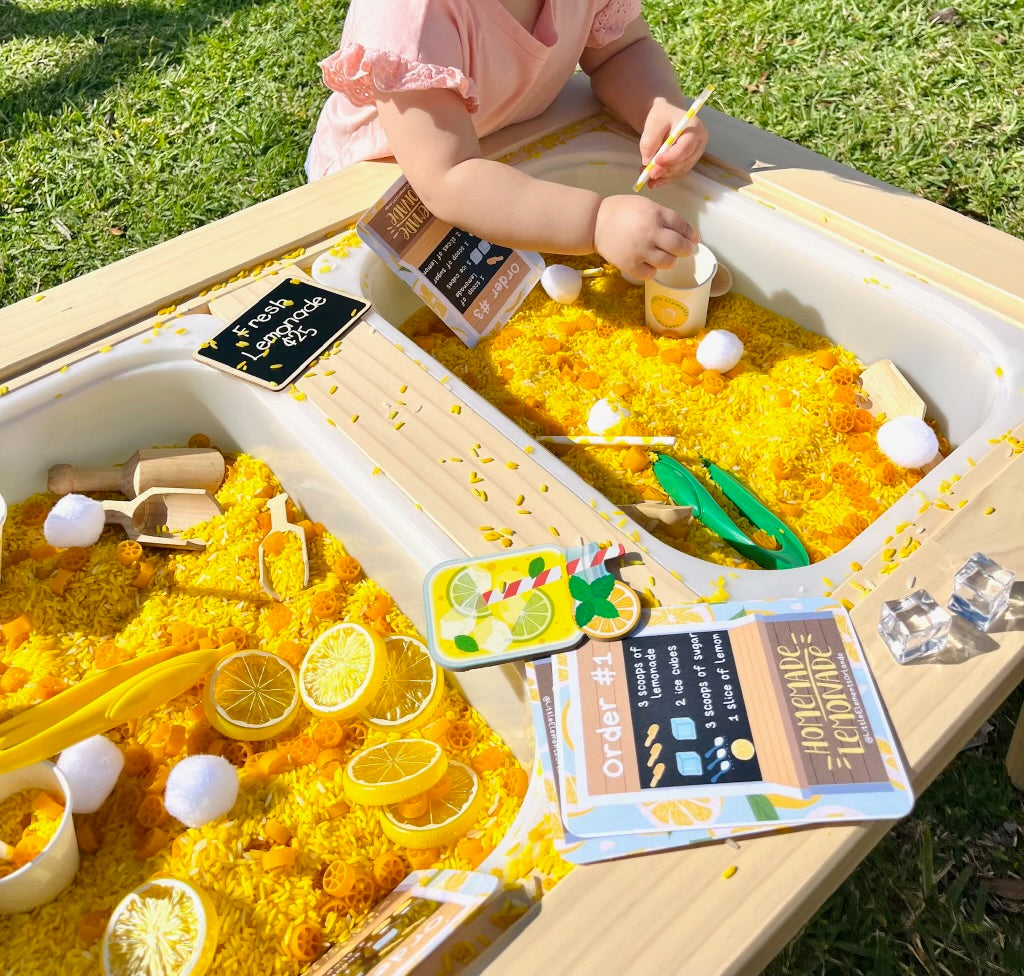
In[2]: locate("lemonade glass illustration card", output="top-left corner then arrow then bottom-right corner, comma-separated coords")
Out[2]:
552,598 -> 914,838
423,543 -> 626,670
356,177 -> 543,347
194,276 -> 369,389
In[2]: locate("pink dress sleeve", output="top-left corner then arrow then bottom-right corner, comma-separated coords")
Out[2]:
319,0 -> 478,112
587,0 -> 643,47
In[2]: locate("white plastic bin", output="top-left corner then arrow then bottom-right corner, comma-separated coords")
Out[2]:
355,128 -> 1024,602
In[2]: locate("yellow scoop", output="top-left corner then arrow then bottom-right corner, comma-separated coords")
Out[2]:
0,644 -> 233,774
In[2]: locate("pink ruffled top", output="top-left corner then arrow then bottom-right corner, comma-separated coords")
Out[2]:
306,0 -> 640,179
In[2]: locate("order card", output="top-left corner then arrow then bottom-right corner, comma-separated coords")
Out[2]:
552,598 -> 914,839
525,605 -> 792,865
194,276 -> 369,390
305,869 -> 500,976
356,177 -> 543,347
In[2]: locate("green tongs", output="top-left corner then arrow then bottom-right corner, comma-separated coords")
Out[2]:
651,455 -> 810,571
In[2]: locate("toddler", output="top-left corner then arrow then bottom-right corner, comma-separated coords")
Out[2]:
307,0 -> 708,281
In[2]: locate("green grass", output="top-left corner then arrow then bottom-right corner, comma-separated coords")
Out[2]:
3,1 -> 1024,972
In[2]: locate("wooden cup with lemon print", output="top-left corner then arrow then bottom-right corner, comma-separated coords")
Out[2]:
644,243 -> 718,337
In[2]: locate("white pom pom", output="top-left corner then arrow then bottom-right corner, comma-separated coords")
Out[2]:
44,493 -> 106,549
540,264 -> 583,304
587,398 -> 632,435
696,330 -> 744,372
57,735 -> 125,814
876,416 -> 939,469
164,755 -> 239,828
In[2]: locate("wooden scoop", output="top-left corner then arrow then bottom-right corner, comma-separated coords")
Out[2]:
102,487 -> 222,549
620,501 -> 694,538
48,448 -> 225,498
258,493 -> 310,600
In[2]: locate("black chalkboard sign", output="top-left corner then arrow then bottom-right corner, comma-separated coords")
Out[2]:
193,278 -> 370,389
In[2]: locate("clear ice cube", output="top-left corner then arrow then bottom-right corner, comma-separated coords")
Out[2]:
947,552 -> 1016,632
879,589 -> 951,663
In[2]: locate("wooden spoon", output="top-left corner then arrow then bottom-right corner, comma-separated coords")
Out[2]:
102,487 -> 222,549
258,493 -> 310,600
48,448 -> 225,498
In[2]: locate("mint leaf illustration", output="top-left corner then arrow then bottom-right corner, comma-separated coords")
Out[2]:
591,598 -> 619,620
569,574 -> 592,601
454,634 -> 480,653
590,574 -> 616,599
574,601 -> 596,627
528,556 -> 546,577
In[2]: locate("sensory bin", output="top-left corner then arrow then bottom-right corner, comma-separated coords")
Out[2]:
399,258 -> 951,570
0,448 -> 559,975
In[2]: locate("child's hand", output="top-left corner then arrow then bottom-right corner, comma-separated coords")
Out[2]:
639,99 -> 709,188
593,195 -> 699,281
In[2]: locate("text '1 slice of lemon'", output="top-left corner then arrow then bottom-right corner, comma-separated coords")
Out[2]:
103,878 -> 218,976
203,650 -> 299,741
342,738 -> 448,806
379,760 -> 483,849
362,635 -> 443,732
580,581 -> 642,641
299,622 -> 384,718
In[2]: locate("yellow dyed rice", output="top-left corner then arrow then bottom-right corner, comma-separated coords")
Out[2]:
0,451 -> 557,974
402,257 -> 950,568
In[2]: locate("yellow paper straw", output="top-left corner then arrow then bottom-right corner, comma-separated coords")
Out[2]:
538,435 -> 676,447
633,85 -> 715,192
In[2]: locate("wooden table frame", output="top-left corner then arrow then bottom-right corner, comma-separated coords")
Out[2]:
3,76 -> 1024,975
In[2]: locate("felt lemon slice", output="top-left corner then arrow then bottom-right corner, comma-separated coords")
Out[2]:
299,622 -> 384,718
342,738 -> 448,806
203,650 -> 299,742
102,877 -> 218,976
363,635 -> 444,732
580,581 -> 642,641
379,761 -> 483,849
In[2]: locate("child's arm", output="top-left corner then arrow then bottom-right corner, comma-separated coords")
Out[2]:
581,18 -> 709,188
375,88 -> 698,280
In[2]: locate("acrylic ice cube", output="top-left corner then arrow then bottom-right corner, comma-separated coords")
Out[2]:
879,589 -> 951,663
947,552 -> 1016,632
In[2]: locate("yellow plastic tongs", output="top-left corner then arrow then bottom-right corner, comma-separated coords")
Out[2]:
0,643 -> 233,774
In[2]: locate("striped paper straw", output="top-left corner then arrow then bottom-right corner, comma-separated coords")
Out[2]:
480,543 -> 626,606
538,435 -> 676,447
633,85 -> 715,192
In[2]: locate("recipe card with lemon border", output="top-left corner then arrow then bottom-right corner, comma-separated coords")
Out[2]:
552,598 -> 914,838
